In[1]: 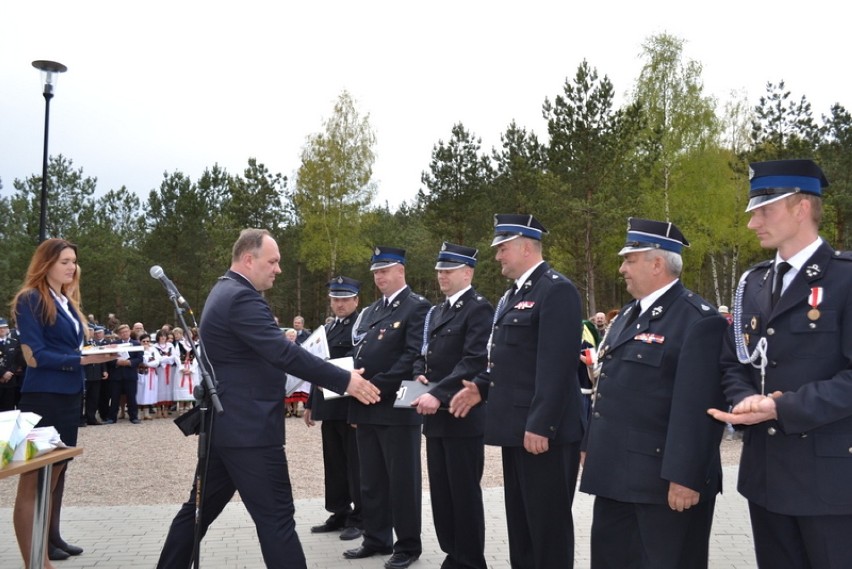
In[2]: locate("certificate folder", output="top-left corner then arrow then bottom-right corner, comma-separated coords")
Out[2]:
393,380 -> 438,409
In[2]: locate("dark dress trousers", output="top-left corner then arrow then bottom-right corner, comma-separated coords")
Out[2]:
305,311 -> 362,528
473,262 -> 585,569
157,270 -> 351,569
107,338 -> 143,422
349,286 -> 429,556
82,338 -> 109,423
720,243 -> 852,568
580,282 -> 727,569
412,287 -> 493,569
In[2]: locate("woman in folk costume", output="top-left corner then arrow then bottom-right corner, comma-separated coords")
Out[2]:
171,327 -> 197,413
136,333 -> 160,419
154,329 -> 177,418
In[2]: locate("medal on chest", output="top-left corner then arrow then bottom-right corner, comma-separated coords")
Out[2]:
807,287 -> 823,321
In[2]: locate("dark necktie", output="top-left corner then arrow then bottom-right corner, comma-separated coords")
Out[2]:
624,300 -> 641,327
383,298 -> 389,309
772,262 -> 792,308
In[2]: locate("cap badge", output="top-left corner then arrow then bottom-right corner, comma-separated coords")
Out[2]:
374,247 -> 381,255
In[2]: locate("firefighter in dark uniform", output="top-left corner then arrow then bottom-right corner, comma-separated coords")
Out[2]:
0,317 -> 23,411
344,246 -> 429,569
710,159 -> 852,568
411,243 -> 493,569
82,325 -> 110,425
305,276 -> 364,541
450,214 -> 585,569
580,218 -> 728,569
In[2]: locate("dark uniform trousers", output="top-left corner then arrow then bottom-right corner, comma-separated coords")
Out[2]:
475,263 -> 585,569
312,313 -> 362,527
349,286 -> 429,556
414,287 -> 493,569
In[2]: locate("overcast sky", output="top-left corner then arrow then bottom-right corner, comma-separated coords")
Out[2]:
1,1 -> 847,211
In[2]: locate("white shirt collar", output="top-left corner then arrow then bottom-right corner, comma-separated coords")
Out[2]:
638,279 -> 679,315
514,261 -> 545,292
384,285 -> 406,305
446,285 -> 472,308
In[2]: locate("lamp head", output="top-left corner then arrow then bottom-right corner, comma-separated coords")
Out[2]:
32,60 -> 68,96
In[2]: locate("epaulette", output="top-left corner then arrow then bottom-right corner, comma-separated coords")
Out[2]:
683,290 -> 718,316
544,269 -> 569,283
833,250 -> 852,262
413,294 -> 430,304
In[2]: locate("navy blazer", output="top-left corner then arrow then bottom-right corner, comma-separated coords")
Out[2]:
721,242 -> 852,516
16,289 -> 85,395
474,262 -> 585,447
109,339 -> 144,382
580,282 -> 727,504
202,270 -> 351,447
412,287 -> 493,438
348,286 -> 429,426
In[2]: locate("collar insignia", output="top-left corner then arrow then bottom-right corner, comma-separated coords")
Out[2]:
804,264 -> 821,278
651,306 -> 663,317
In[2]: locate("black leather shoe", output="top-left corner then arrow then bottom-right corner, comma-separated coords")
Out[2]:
57,542 -> 84,556
48,545 -> 70,561
385,552 -> 420,569
311,519 -> 344,533
339,526 -> 363,540
343,545 -> 392,559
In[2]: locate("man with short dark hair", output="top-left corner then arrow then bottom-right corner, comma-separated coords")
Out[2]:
105,324 -> 143,424
581,218 -> 727,569
710,159 -> 852,568
157,228 -> 380,569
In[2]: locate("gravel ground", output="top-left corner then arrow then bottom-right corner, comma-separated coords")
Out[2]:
0,413 -> 743,507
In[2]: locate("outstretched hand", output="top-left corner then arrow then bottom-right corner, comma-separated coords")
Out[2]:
707,392 -> 780,425
449,379 -> 481,418
346,368 -> 381,405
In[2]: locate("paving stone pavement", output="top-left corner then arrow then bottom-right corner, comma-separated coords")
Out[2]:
1,465 -> 756,568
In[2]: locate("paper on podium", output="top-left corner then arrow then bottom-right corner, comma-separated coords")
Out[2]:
320,357 -> 354,399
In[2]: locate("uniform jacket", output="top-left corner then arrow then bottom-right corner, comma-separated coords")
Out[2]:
83,338 -> 109,382
201,270 -> 350,447
348,286 -> 429,426
720,242 -> 852,516
580,281 -> 727,504
473,262 -> 585,447
306,311 -> 357,422
0,332 -> 22,389
15,289 -> 85,394
412,287 -> 493,438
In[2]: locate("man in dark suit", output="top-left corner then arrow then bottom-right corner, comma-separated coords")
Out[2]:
156,229 -> 380,569
304,275 -> 364,541
709,160 -> 852,568
105,323 -> 143,424
293,315 -> 311,345
344,246 -> 429,569
451,214 -> 585,569
580,218 -> 727,569
411,242 -> 493,569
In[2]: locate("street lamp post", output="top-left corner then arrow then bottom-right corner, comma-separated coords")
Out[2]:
32,60 -> 67,243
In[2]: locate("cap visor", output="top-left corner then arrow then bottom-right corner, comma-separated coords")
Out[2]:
328,291 -> 357,298
370,261 -> 400,271
434,261 -> 467,270
745,192 -> 796,213
490,234 -> 520,247
618,245 -> 654,256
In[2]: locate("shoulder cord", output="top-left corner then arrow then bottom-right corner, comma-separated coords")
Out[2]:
732,267 -> 770,395
420,305 -> 438,356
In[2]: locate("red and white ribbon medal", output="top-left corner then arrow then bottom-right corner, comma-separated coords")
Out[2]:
808,287 -> 823,321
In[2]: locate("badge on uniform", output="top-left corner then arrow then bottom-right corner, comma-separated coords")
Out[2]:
808,287 -> 823,320
392,321 -> 401,328
513,300 -> 535,310
378,328 -> 386,340
651,306 -> 663,317
633,333 -> 665,344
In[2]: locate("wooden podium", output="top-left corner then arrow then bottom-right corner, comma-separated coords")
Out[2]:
1,447 -> 83,569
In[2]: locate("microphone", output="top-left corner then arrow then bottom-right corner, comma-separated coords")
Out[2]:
149,265 -> 187,306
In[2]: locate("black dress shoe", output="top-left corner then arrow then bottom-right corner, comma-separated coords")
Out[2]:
384,552 -> 419,569
339,526 -> 363,540
310,519 -> 344,533
343,545 -> 393,559
57,542 -> 84,556
48,545 -> 70,561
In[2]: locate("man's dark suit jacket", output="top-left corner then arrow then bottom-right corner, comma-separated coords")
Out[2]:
202,270 -> 350,447
581,281 -> 727,504
349,286 -> 429,426
412,287 -> 493,437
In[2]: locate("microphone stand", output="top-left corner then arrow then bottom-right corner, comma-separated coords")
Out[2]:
161,290 -> 223,569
